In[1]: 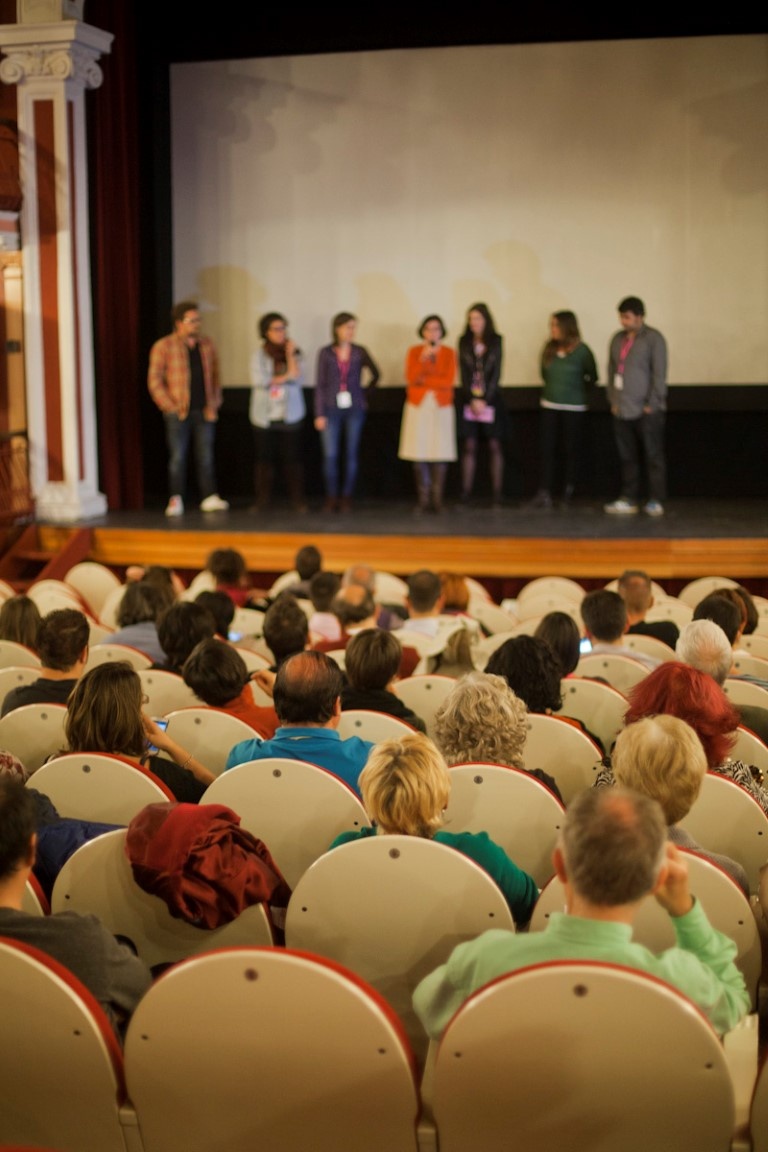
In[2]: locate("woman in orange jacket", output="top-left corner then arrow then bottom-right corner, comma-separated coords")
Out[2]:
398,315 -> 457,514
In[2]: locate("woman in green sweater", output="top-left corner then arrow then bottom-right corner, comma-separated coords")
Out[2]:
528,310 -> 598,509
329,732 -> 538,926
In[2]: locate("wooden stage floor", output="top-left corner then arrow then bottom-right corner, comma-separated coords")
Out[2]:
38,496 -> 768,594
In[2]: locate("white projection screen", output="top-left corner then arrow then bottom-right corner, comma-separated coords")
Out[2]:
170,34 -> 768,391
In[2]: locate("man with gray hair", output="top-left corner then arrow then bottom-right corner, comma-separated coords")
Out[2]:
676,618 -> 768,746
413,786 -> 749,1039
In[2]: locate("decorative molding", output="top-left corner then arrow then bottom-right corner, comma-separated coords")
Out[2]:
0,40 -> 104,87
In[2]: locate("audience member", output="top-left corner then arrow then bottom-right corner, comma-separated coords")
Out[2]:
307,570 -> 342,643
342,629 -> 426,732
182,638 -> 278,738
434,671 -> 562,800
97,581 -> 171,664
194,590 -> 236,640
132,564 -> 185,601
62,662 -> 215,802
0,594 -> 41,652
1,608 -> 89,717
676,618 -> 768,747
403,569 -> 444,637
341,562 -> 406,630
617,569 -> 679,649
439,572 -> 471,616
155,600 -> 217,674
262,594 -> 310,668
205,548 -> 257,608
593,662 -> 768,814
693,593 -> 768,689
0,776 -> 152,1036
282,544 -> 323,599
580,588 -> 660,669
313,585 -> 419,678
329,733 -> 538,925
534,611 -> 582,677
225,650 -> 373,794
611,715 -> 749,895
413,786 -> 749,1039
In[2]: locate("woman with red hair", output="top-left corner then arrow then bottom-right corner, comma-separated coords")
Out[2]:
594,661 -> 768,813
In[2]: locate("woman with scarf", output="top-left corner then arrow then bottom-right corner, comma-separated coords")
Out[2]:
249,311 -> 307,513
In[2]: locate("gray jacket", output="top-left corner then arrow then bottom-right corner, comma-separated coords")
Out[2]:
606,323 -> 667,419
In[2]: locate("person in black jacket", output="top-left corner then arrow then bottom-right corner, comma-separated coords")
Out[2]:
457,302 -> 505,507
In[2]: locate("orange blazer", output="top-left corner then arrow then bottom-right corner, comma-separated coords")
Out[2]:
404,344 -> 457,407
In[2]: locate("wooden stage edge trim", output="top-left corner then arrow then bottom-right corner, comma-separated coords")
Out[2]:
40,527 -> 768,582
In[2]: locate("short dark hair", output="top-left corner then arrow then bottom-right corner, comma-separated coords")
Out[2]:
345,629 -> 401,692
206,548 -> 247,586
580,589 -> 627,643
418,314 -> 446,340
273,650 -> 342,725
407,570 -> 442,614
263,594 -> 309,665
309,570 -> 341,612
332,312 -> 356,340
534,611 -> 581,676
295,545 -> 322,581
734,586 -> 759,635
617,570 -> 653,615
171,299 -> 198,327
37,608 -> 90,671
692,593 -> 741,646
485,635 -> 563,713
182,638 -> 249,707
194,590 -> 235,638
0,776 -> 37,881
117,581 -> 170,628
157,601 -> 217,672
618,296 -> 645,316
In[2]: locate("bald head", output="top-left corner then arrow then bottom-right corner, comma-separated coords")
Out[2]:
272,650 -> 343,726
332,584 -> 377,629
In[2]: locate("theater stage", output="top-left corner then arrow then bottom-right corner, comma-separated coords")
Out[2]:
34,495 -> 768,601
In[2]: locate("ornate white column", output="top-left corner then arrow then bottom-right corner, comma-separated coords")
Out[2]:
0,9 -> 112,521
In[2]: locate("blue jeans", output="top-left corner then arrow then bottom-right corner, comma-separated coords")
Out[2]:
320,407 -> 366,498
613,412 -> 666,502
164,410 -> 216,499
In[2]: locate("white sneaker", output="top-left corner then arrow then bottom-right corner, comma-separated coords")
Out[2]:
165,495 -> 184,517
644,500 -> 665,517
200,493 -> 230,512
603,498 -> 639,515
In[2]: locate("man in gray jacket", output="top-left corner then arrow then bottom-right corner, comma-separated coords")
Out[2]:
604,296 -> 668,518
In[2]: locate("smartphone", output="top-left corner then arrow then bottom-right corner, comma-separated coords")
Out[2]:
146,717 -> 168,755
228,629 -> 243,642
579,637 -> 593,655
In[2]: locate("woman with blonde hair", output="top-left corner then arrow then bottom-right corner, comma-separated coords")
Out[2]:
329,731 -> 538,924
434,671 -> 563,801
63,661 -> 215,802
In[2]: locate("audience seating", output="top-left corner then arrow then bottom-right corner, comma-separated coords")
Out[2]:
575,651 -> 650,695
182,569 -> 216,599
28,752 -> 174,824
751,1021 -> 768,1152
723,678 -> 768,708
730,726 -> 768,776
232,644 -> 271,672
64,561 -> 122,617
604,576 -> 669,601
425,959 -> 736,1152
202,757 -> 370,889
0,703 -> 68,773
622,632 -> 677,661
530,849 -> 763,1009
678,771 -> 768,894
137,669 -> 199,716
466,600 -> 516,635
0,640 -> 41,670
559,675 -> 627,755
123,947 -> 421,1152
98,583 -> 127,630
231,606 -> 267,640
84,644 -> 152,673
0,937 -> 136,1152
516,576 -> 585,606
392,673 -> 455,740
164,707 -> 262,777
740,634 -> 768,661
336,708 -> 418,742
285,834 -> 514,1065
522,713 -> 602,803
374,570 -> 409,607
644,598 -> 693,629
268,569 -> 300,597
88,619 -> 117,645
51,829 -> 274,967
678,576 -> 740,609
732,654 -> 768,680
22,874 -> 50,916
445,762 -> 564,888
514,595 -> 583,626
0,664 -> 42,706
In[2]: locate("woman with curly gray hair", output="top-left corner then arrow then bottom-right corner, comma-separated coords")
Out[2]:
433,671 -> 562,801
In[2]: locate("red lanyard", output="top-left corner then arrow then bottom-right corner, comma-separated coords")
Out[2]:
335,349 -> 350,392
617,334 -> 635,375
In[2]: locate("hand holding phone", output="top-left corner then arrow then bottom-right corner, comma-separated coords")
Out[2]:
144,716 -> 169,755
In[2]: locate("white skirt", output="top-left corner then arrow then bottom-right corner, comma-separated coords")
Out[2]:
398,393 -> 457,462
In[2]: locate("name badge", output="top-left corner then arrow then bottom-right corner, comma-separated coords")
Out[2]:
336,391 -> 352,409
613,373 -> 624,391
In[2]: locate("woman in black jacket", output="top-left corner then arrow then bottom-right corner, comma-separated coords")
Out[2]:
457,302 -> 505,507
